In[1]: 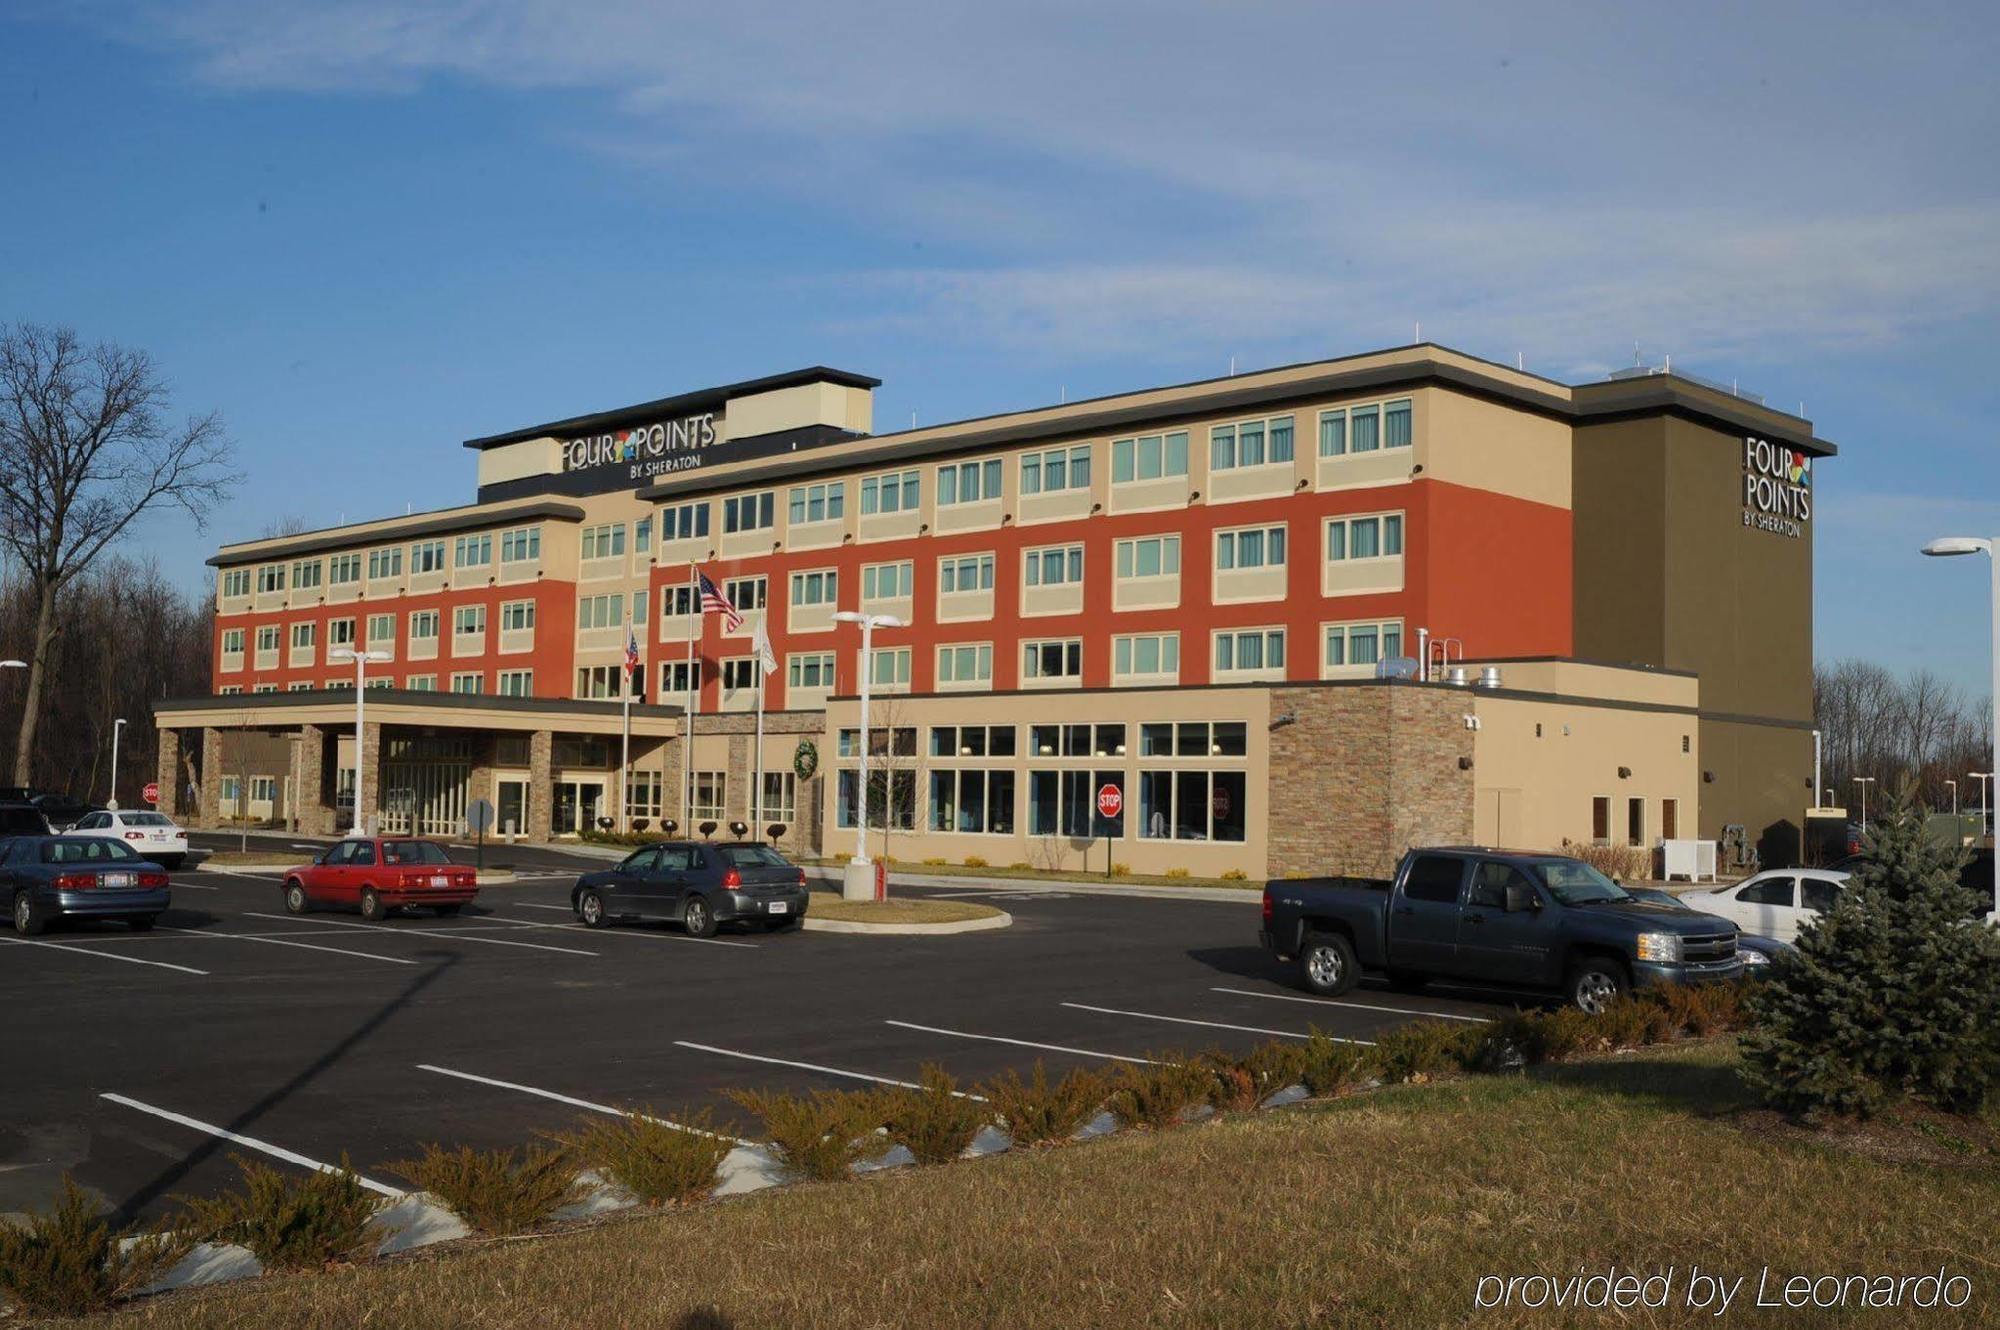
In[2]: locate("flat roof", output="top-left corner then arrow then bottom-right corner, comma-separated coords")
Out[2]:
207,500 -> 587,568
462,366 -> 882,451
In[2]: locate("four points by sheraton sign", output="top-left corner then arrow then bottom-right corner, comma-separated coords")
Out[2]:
1742,436 -> 1811,539
564,412 -> 720,481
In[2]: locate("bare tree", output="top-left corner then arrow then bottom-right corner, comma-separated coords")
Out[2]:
0,324 -> 234,785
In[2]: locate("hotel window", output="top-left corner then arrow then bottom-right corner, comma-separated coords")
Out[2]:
578,593 -> 625,631
1028,769 -> 1127,837
788,481 -> 846,526
1592,796 -> 1612,845
862,561 -> 913,601
930,725 -> 1018,758
1384,399 -> 1413,448
790,569 -> 838,607
222,568 -> 251,598
367,613 -> 395,645
1216,525 -> 1287,570
410,540 -> 447,575
1319,400 -> 1414,455
689,772 -> 728,823
409,609 -> 440,641
256,564 -> 285,594
368,547 -> 403,580
500,600 -> 535,632
1138,720 -> 1248,758
625,772 -> 664,823
256,625 -> 280,652
406,675 -> 436,691
1022,639 -> 1082,681
938,458 -> 1002,505
291,559 -> 322,591
329,553 -> 361,586
1028,724 -> 1123,758
1025,544 -> 1084,587
290,622 -> 315,650
928,769 -> 1017,835
939,553 -> 994,593
1136,768 -> 1247,842
661,584 -> 697,621
759,771 -> 798,824
723,492 -> 775,534
870,647 -> 912,687
659,660 -> 702,696
453,605 -> 486,637
581,523 -> 626,560
496,669 -> 533,697
1214,627 -> 1286,674
1114,535 -> 1180,580
724,576 -> 768,612
1019,444 -> 1090,494
721,658 -> 762,692
451,672 -> 484,694
366,677 -> 394,690
1209,415 -> 1295,470
577,665 -> 640,699
500,526 -> 541,562
835,768 -> 917,831
634,517 -> 652,553
937,643 -> 993,686
1113,633 -> 1180,680
252,684 -> 278,694
788,652 -> 836,690
1111,431 -> 1190,484
218,685 -> 243,695
1326,513 -> 1404,560
860,469 -> 921,515
288,681 -> 314,692
1324,620 -> 1403,670
221,628 -> 245,658
659,501 -> 710,541
1626,798 -> 1646,849
328,618 -> 356,648
837,726 -> 919,759
454,533 -> 492,568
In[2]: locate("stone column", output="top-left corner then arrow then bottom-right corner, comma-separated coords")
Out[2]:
727,732 -> 752,830
358,721 -> 382,835
199,727 -> 224,827
528,729 -> 554,841
296,724 -> 330,836
156,729 -> 182,821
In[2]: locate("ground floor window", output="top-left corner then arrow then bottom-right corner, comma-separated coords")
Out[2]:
928,769 -> 1017,834
1626,797 -> 1646,848
757,771 -> 797,826
1661,798 -> 1679,840
1137,769 -> 1246,841
625,772 -> 663,822
835,768 -> 916,830
1028,769 -> 1124,838
1591,796 -> 1611,845
689,771 -> 727,823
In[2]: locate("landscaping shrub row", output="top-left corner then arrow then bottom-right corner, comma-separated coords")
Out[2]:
0,981 -> 1756,1318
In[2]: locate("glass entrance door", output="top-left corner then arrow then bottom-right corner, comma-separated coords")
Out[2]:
555,779 -> 605,835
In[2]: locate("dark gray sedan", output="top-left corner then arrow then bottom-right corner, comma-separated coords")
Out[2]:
571,841 -> 809,937
6,835 -> 171,934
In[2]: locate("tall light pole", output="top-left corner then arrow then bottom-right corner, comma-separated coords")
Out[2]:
1852,776 -> 1875,834
1922,536 -> 1998,839
108,718 -> 127,810
1947,778 -> 1959,821
330,647 -> 391,836
832,610 -> 904,902
1974,772 -> 1996,842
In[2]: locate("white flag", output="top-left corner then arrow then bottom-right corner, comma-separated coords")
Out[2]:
750,621 -> 778,677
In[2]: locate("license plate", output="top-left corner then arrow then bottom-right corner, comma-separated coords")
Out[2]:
430,875 -> 450,888
102,872 -> 134,888
768,901 -> 789,915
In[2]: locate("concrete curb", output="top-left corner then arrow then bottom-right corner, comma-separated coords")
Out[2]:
804,867 -> 1258,904
802,909 -> 1013,935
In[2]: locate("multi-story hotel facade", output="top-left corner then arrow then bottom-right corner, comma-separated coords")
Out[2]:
154,344 -> 1832,876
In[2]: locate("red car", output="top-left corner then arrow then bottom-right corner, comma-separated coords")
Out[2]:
281,837 -> 478,921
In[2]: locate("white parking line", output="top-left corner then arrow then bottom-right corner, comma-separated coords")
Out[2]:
1060,1002 -> 1374,1045
513,902 -> 575,911
883,1019 -> 1163,1065
156,923 -> 419,966
416,1064 -> 752,1145
483,911 -> 759,949
1209,986 -> 1491,1023
674,1041 -> 987,1100
167,881 -> 219,890
241,912 -> 597,957
99,1093 -> 403,1197
3,936 -> 209,976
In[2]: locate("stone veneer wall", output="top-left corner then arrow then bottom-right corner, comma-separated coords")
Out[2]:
1266,682 -> 1475,879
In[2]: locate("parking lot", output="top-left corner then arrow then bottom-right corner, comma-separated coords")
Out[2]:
2,842 -> 1519,1221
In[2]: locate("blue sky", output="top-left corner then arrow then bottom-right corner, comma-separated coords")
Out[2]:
5,2 -> 1999,696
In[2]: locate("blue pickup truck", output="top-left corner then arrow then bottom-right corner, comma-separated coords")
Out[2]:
1260,847 -> 1743,1012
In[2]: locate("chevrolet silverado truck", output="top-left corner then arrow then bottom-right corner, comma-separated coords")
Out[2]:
1260,847 -> 1743,1012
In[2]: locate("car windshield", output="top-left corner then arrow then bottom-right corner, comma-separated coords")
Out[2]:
721,845 -> 789,868
121,813 -> 173,827
41,838 -> 139,863
383,841 -> 451,865
1532,858 -> 1631,905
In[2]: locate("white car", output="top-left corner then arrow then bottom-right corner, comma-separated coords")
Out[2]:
67,809 -> 189,870
1680,869 -> 1849,944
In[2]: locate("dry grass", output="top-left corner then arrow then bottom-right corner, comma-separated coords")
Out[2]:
807,897 -> 1004,925
78,1044 -> 2000,1329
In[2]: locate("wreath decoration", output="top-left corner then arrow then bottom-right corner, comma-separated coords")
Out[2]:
793,737 -> 820,782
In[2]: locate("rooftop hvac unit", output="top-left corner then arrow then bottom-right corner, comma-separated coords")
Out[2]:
1446,666 -> 1470,686
1476,666 -> 1503,689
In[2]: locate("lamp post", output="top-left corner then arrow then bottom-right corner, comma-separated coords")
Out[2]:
832,610 -> 904,902
108,718 -> 127,810
1974,772 -> 1996,843
330,647 -> 391,836
1947,778 -> 1959,821
1852,776 -> 1875,834
1922,535 -> 1998,836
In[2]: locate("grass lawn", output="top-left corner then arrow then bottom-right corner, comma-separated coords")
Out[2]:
86,1042 -> 2000,1328
807,896 -> 1005,925
191,850 -> 293,868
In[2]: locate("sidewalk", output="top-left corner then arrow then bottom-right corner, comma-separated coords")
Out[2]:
806,866 -> 1259,904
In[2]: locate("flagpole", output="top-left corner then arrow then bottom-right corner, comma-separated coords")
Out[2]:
754,665 -> 765,839
619,613 -> 632,834
683,562 -> 698,832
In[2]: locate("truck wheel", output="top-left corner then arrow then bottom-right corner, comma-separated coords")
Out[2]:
1299,931 -> 1359,997
1567,957 -> 1628,1014
359,888 -> 386,923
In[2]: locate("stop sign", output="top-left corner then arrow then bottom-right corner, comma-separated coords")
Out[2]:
1096,783 -> 1123,819
142,781 -> 160,806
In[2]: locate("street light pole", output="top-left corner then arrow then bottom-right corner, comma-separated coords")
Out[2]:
108,718 -> 127,810
1852,776 -> 1875,834
1948,778 -> 1959,821
1974,773 -> 1996,843
1922,535 -> 1999,837
833,610 -> 904,901
331,647 -> 391,837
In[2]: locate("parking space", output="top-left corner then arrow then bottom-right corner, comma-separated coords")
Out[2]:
3,856 -> 1526,1221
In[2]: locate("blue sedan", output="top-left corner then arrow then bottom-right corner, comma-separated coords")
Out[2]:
6,835 -> 171,935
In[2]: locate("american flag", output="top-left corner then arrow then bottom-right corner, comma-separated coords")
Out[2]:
623,621 -> 640,675
696,570 -> 743,632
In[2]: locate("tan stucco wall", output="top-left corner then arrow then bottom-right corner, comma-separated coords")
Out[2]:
1422,387 -> 1573,509
1471,693 -> 1700,852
